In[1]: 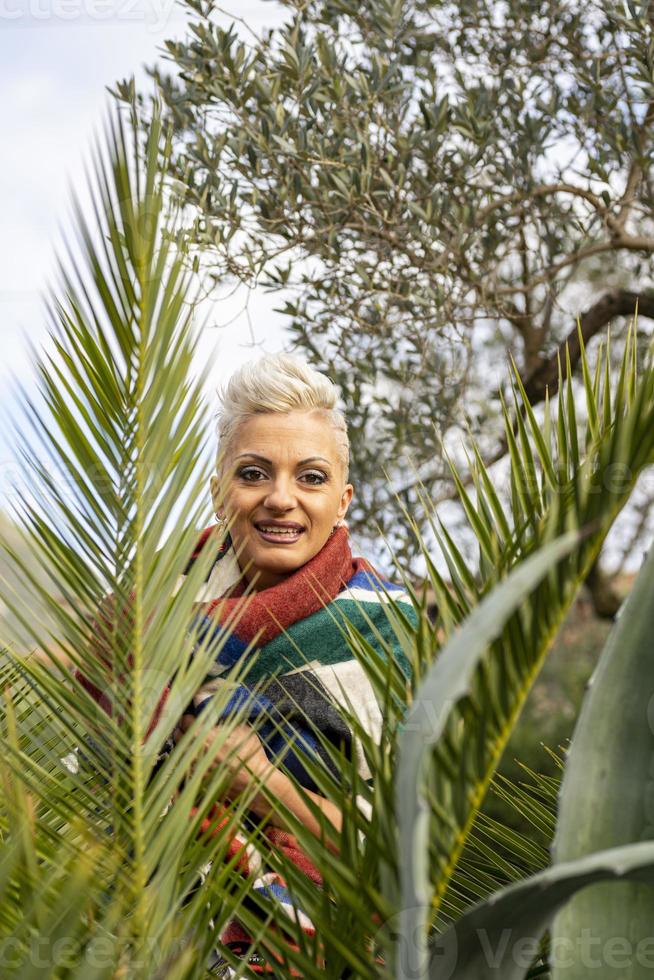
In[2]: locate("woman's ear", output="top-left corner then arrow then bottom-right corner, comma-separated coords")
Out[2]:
337,483 -> 354,522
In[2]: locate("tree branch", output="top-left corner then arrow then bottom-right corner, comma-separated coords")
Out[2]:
493,236 -> 654,296
393,289 -> 654,500
523,289 -> 654,406
475,183 -> 608,223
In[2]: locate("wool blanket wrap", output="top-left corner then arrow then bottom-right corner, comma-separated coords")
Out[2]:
79,525 -> 414,976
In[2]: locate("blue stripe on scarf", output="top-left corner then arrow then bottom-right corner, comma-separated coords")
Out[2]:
255,882 -> 292,903
193,614 -> 251,671
196,683 -> 326,793
344,569 -> 406,592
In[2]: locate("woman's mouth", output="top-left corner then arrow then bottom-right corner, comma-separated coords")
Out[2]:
254,522 -> 305,544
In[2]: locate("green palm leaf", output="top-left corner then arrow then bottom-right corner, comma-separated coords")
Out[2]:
404,321 -> 654,937
395,534 -> 578,979
0,108 -> 270,978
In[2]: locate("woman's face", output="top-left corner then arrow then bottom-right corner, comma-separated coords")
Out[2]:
210,410 -> 353,591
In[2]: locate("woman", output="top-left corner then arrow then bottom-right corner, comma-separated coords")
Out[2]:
80,354 -> 415,975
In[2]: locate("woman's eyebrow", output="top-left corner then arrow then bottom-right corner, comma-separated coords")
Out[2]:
234,453 -> 331,466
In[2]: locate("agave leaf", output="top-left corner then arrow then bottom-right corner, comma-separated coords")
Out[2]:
395,533 -> 578,979
550,534 -> 654,977
432,841 -> 654,980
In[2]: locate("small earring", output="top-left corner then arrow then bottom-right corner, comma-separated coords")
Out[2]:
215,513 -> 226,527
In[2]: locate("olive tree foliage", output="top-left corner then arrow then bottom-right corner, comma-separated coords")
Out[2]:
120,0 -> 654,567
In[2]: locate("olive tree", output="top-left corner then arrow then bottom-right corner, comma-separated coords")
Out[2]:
120,0 -> 654,572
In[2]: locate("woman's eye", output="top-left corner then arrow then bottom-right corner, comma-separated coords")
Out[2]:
238,466 -> 267,482
301,471 -> 327,485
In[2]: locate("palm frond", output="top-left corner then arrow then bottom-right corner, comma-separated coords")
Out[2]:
403,320 -> 654,932
0,108 -> 267,977
395,534 -> 578,978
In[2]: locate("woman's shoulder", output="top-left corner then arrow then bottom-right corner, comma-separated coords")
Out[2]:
339,562 -> 415,610
333,562 -> 416,682
175,526 -> 242,602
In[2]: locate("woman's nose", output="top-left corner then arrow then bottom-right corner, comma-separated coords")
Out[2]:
264,477 -> 296,511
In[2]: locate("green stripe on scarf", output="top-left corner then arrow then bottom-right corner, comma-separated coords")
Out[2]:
242,596 -> 414,685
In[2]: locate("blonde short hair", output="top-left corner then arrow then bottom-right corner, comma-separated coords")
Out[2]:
215,354 -> 350,481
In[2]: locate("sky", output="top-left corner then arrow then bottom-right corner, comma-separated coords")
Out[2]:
0,0 -> 291,511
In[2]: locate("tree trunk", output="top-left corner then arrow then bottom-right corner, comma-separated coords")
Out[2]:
585,559 -> 622,620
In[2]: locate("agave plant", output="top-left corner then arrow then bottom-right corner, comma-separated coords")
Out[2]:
550,538 -> 654,979
401,507 -> 654,979
2,103 -> 654,980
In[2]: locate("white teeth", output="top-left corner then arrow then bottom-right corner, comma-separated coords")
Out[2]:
258,526 -> 302,535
